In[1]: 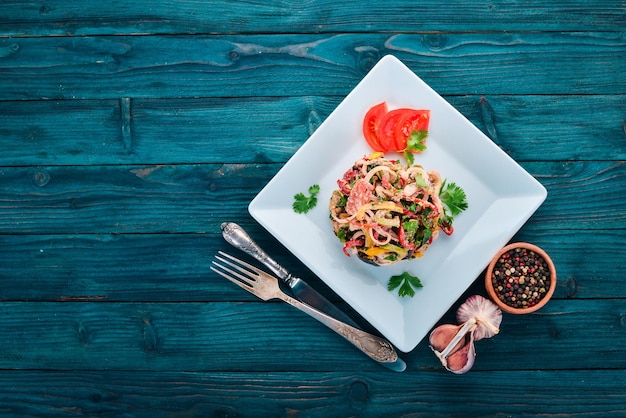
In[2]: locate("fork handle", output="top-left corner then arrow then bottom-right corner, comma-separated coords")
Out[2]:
277,292 -> 404,369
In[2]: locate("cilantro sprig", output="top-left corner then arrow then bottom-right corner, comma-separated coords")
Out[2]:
388,272 -> 423,298
439,180 -> 468,224
292,184 -> 320,214
403,130 -> 428,166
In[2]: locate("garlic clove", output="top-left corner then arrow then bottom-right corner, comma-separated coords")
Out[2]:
429,323 -> 465,354
456,295 -> 502,341
445,332 -> 476,374
429,318 -> 478,373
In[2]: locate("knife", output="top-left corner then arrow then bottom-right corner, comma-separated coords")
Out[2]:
220,222 -> 360,329
212,251 -> 406,372
220,222 -> 407,372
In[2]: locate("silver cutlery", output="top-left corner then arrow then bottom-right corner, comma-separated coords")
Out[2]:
211,251 -> 406,372
220,222 -> 360,328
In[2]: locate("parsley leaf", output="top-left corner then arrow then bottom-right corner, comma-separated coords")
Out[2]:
413,173 -> 429,188
388,272 -> 423,298
403,130 -> 428,165
439,180 -> 468,222
292,184 -> 320,214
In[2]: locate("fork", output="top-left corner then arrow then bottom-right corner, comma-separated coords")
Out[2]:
211,251 -> 405,371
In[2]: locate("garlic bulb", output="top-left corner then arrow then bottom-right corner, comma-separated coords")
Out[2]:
457,295 -> 502,341
429,295 -> 502,374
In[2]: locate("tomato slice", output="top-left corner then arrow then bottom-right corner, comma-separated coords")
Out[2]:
362,102 -> 388,152
378,108 -> 411,151
394,110 -> 430,150
363,104 -> 431,153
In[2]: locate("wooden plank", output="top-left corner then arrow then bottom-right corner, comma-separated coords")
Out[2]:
0,161 -> 624,234
0,99 -> 127,166
0,33 -> 623,100
0,229 -> 624,302
0,369 -> 624,417
0,97 -> 318,166
0,231 -> 321,303
0,299 -> 623,371
1,94 -> 623,167
458,94 -> 626,162
529,160 -> 626,229
0,163 -> 278,234
0,0 -> 622,36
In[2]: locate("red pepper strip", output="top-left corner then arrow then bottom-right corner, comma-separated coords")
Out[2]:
402,208 -> 418,219
440,220 -> 454,235
411,198 -> 439,219
342,239 -> 364,257
348,220 -> 377,229
398,225 -> 416,250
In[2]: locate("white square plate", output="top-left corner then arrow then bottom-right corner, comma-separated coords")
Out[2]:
248,55 -> 546,352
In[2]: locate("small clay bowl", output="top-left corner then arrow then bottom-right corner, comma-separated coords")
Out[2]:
485,242 -> 556,314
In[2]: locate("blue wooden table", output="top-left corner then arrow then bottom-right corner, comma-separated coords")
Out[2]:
1,1 -> 625,416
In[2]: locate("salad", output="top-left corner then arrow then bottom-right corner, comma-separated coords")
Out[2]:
329,153 -> 467,266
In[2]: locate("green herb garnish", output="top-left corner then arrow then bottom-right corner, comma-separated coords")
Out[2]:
388,272 -> 423,298
293,184 -> 320,214
403,130 -> 428,165
413,173 -> 429,188
439,180 -> 468,223
336,227 -> 348,242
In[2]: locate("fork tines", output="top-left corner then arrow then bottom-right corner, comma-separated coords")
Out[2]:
211,251 -> 256,283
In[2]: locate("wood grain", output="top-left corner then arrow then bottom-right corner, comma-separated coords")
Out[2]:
0,0 -> 625,415
0,161 -> 624,234
0,229 -> 624,302
0,369 -> 624,417
1,94 -> 624,166
0,33 -> 623,100
0,300 -> 623,372
0,163 -> 277,233
1,0 -> 623,36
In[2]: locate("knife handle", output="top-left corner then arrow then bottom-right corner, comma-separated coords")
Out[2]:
221,222 -> 295,285
278,291 -> 404,371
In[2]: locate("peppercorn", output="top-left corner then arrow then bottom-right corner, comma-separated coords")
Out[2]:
490,248 -> 551,309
